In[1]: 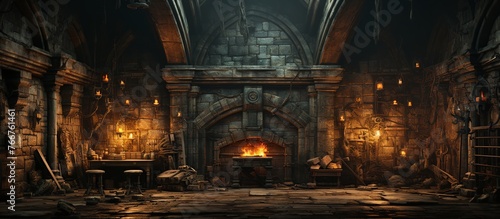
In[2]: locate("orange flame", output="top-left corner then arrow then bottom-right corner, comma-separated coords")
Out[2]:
241,143 -> 268,157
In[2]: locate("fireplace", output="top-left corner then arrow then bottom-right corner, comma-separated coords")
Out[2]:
232,156 -> 273,188
163,66 -> 343,184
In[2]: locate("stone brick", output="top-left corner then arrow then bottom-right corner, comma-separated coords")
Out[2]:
209,55 -> 222,65
268,31 -> 280,37
229,46 -> 248,56
26,134 -> 35,146
254,31 -> 268,37
269,45 -> 279,55
242,56 -> 257,65
258,59 -> 270,65
262,22 -> 269,31
140,107 -> 154,119
249,45 -> 259,54
257,38 -> 274,44
280,32 -> 289,39
271,56 -> 286,66
279,45 -> 292,55
235,36 -> 246,46
211,45 -> 228,55
136,119 -> 152,130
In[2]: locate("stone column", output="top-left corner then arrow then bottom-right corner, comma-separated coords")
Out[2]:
308,85 -> 318,157
167,84 -> 190,165
188,86 -> 200,172
315,84 -> 337,156
44,73 -> 64,170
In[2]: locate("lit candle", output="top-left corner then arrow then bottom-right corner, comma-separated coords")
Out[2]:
103,74 -> 109,83
408,101 -> 412,107
375,130 -> 381,137
480,91 -> 486,102
177,111 -> 182,117
128,133 -> 134,139
398,77 -> 403,85
118,128 -> 123,133
95,90 -> 102,97
339,115 -> 345,122
415,62 -> 420,68
393,100 -> 398,105
125,99 -> 130,106
153,99 -> 159,106
120,80 -> 125,86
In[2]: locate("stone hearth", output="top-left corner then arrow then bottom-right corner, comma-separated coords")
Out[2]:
163,65 -> 342,183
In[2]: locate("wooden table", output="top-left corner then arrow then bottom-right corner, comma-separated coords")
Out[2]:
310,169 -> 342,187
89,159 -> 154,188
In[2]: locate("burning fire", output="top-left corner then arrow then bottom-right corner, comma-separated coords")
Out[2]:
241,142 -> 268,157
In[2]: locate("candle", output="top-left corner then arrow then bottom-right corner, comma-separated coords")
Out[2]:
125,99 -> 130,106
398,77 -> 403,85
118,128 -> 123,133
128,133 -> 134,139
376,82 -> 383,90
408,101 -> 412,107
393,100 -> 398,105
153,99 -> 159,106
339,115 -> 345,122
95,90 -> 102,97
103,74 -> 109,83
120,80 -> 125,86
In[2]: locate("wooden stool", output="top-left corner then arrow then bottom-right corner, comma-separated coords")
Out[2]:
124,169 -> 143,195
85,169 -> 105,196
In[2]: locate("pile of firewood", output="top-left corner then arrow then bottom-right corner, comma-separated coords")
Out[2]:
307,155 -> 342,170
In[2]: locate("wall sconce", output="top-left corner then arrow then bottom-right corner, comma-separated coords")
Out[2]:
120,80 -> 125,90
338,109 -> 346,122
116,120 -> 125,138
400,149 -> 407,157
376,78 -> 384,91
95,89 -> 102,100
475,88 -> 489,103
415,62 -> 420,69
102,74 -> 109,83
127,132 -> 135,139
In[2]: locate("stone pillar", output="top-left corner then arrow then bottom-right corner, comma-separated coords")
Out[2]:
315,84 -> 337,156
44,73 -> 64,170
167,84 -> 190,165
188,86 -> 200,172
308,85 -> 318,157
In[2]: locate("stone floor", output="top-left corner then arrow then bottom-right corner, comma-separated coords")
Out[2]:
2,186 -> 500,218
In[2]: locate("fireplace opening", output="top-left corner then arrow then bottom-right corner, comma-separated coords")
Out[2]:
217,139 -> 288,187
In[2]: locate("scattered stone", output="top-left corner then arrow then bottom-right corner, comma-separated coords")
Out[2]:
460,188 -> 476,197
310,164 -> 321,170
319,155 -> 332,169
57,200 -> 76,215
307,183 -> 316,189
84,196 -> 101,205
387,175 -> 406,188
307,157 -> 320,166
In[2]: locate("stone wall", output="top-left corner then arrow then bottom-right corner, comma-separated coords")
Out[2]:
203,17 -> 302,66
